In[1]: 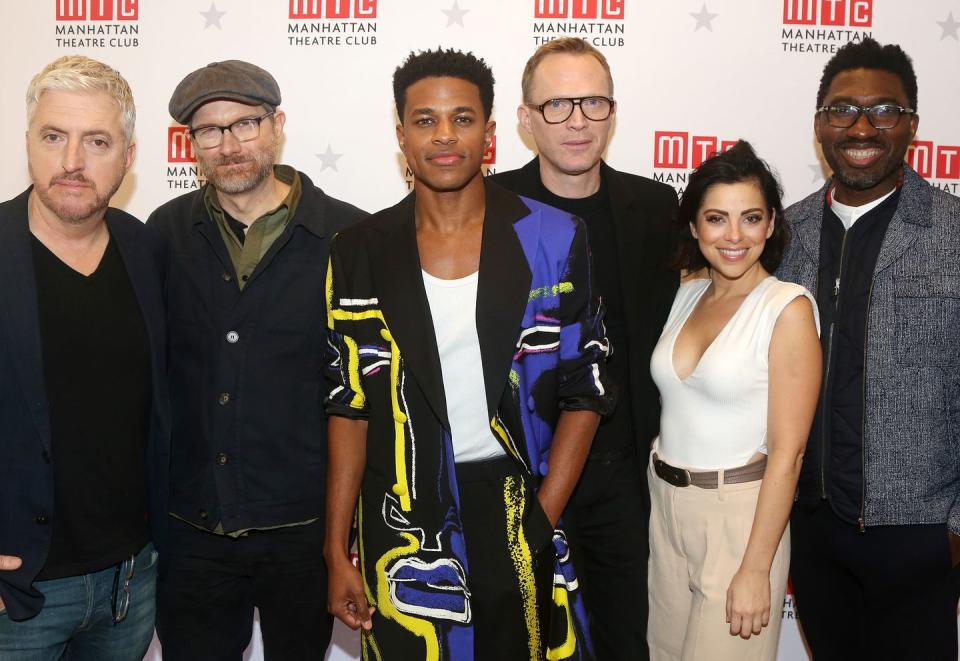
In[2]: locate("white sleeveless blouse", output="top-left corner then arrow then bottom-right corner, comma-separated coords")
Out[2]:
650,276 -> 819,470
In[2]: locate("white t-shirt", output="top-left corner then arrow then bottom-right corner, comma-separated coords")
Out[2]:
650,276 -> 819,469
422,269 -> 506,463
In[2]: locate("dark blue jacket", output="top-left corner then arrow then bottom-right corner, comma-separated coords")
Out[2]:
0,188 -> 170,621
146,171 -> 365,533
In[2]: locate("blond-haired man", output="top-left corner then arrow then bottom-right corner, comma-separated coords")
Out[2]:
492,38 -> 678,660
0,55 -> 169,660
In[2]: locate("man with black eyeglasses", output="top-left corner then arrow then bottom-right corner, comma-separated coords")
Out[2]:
147,60 -> 366,660
778,37 -> 960,660
491,38 -> 678,661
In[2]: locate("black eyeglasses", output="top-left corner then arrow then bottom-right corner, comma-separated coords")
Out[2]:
111,554 -> 136,624
189,111 -> 275,149
817,103 -> 915,130
526,96 -> 615,124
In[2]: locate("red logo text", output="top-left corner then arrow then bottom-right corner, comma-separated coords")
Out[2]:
168,127 -> 196,163
534,0 -> 624,19
482,136 -> 496,165
56,0 -> 138,20
782,0 -> 872,27
653,132 -> 737,169
907,141 -> 960,180
289,0 -> 377,19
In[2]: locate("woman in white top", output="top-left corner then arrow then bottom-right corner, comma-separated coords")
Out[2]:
647,141 -> 822,661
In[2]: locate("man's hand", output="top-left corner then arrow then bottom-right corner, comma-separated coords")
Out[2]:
0,555 -> 22,611
327,558 -> 374,631
950,532 -> 960,568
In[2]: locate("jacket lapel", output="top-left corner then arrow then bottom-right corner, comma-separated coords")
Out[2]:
603,162 -> 649,342
368,193 -> 450,428
476,181 -> 534,420
0,189 -> 51,453
874,166 -> 930,274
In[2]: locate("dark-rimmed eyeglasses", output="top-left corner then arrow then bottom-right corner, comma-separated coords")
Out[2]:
111,554 -> 136,624
526,96 -> 615,124
189,111 -> 275,149
817,104 -> 915,130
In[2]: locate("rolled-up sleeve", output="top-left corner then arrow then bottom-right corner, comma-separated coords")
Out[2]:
324,235 -> 369,420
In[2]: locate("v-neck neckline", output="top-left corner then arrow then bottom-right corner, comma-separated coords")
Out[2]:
670,275 -> 773,382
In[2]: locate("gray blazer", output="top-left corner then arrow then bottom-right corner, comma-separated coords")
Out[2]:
779,165 -> 960,534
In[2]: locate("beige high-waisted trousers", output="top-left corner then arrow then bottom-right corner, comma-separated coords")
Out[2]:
647,451 -> 789,661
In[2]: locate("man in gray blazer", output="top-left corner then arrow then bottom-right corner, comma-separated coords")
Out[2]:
778,37 -> 960,660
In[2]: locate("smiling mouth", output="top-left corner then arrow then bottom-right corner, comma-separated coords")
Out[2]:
386,557 -> 471,623
840,145 -> 884,166
717,248 -> 748,260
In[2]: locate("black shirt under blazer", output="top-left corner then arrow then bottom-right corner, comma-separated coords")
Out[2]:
490,158 -> 679,457
0,189 -> 170,621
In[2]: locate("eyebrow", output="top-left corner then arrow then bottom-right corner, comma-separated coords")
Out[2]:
701,208 -> 765,216
826,96 -> 905,106
410,106 -> 477,115
37,123 -> 116,139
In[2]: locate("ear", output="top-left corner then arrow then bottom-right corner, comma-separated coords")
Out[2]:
689,221 -> 698,239
272,109 -> 286,136
518,104 -> 533,135
766,209 -> 776,240
908,112 -> 919,140
124,140 -> 137,172
484,119 -> 496,147
813,112 -> 823,146
395,123 -> 405,152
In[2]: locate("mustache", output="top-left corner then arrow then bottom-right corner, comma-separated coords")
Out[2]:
837,140 -> 885,149
210,155 -> 255,167
51,173 -> 91,185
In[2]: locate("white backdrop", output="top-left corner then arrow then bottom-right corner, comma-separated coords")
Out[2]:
1,1 -> 958,659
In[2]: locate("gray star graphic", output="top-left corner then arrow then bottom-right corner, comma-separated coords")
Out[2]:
938,11 -> 960,41
200,2 -> 226,29
809,163 -> 825,183
443,1 -> 469,27
689,3 -> 718,31
316,144 -> 342,172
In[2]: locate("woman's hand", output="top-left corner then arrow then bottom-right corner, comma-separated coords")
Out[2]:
726,567 -> 771,639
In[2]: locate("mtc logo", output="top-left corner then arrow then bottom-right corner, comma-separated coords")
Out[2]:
482,136 -> 496,165
534,0 -> 624,19
168,127 -> 197,163
907,141 -> 960,180
56,0 -> 137,20
653,132 -> 737,169
289,0 -> 377,19
783,0 -> 872,27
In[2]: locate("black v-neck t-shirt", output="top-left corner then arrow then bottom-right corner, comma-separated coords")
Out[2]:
31,234 -> 151,580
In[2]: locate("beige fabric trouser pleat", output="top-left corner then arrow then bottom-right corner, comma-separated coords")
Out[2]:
646,451 -> 789,661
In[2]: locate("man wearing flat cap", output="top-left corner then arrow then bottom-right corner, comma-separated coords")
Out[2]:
148,59 -> 366,660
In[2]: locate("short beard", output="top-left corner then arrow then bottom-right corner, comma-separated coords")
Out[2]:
30,170 -> 119,225
200,142 -> 277,195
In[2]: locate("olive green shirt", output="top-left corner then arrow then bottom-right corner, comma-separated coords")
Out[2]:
204,164 -> 302,290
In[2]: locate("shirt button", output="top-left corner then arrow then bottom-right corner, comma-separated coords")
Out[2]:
225,331 -> 239,344
199,509 -> 209,520
218,392 -> 231,405
222,272 -> 233,282
35,514 -> 50,525
241,274 -> 249,282
539,461 -> 549,476
217,453 -> 228,466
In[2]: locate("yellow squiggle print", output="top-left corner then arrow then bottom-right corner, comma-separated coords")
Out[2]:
504,476 -> 542,661
546,585 -> 576,660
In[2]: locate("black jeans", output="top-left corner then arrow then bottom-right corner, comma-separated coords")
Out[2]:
157,517 -> 331,661
791,502 -> 959,661
564,447 -> 650,661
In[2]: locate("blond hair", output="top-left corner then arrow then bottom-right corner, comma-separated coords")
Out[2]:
521,38 -> 614,102
26,55 -> 136,143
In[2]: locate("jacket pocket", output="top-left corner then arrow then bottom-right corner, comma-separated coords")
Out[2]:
893,274 -> 960,366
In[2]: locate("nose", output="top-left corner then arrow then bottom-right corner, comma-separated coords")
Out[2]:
61,137 -> 85,173
847,109 -> 880,139
217,128 -> 242,155
725,222 -> 742,243
566,103 -> 588,129
432,117 -> 457,144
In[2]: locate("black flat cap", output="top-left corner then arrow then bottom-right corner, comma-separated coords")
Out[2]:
169,60 -> 281,124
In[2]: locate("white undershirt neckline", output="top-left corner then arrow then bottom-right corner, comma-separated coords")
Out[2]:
829,187 -> 896,230
421,269 -> 506,463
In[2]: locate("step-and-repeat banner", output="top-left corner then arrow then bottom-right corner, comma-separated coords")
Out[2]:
1,1 -> 957,659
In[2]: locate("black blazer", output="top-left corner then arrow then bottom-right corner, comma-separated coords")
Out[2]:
0,189 -> 170,621
490,158 -> 679,455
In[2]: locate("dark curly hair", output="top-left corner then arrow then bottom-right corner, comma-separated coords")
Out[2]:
393,48 -> 495,120
673,140 -> 789,274
816,37 -> 917,109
